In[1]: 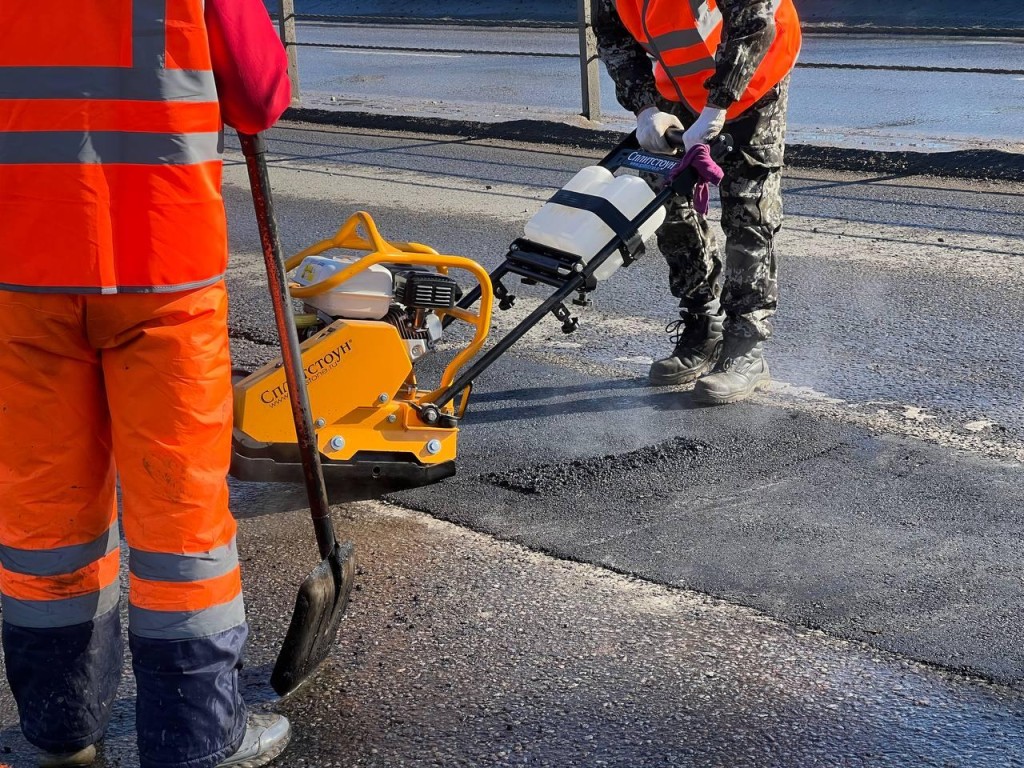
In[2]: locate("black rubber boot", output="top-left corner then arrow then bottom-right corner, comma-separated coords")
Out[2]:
649,313 -> 725,386
692,335 -> 771,405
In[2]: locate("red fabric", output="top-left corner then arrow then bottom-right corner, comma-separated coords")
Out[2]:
205,0 -> 291,134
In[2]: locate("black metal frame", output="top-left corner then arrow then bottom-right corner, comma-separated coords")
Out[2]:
231,430 -> 457,498
432,131 -> 731,410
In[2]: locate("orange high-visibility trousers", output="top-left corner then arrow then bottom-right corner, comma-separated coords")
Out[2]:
0,282 -> 248,764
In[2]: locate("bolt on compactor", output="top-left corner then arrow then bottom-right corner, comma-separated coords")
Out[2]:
231,131 -> 731,500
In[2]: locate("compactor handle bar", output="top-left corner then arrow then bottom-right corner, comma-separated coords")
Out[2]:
431,132 -> 733,410
599,130 -> 733,179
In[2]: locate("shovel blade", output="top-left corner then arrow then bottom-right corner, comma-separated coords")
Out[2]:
271,539 -> 357,696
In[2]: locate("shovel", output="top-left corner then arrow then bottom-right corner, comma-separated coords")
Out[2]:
239,132 -> 358,697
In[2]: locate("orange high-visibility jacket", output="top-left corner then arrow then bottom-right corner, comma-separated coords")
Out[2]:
615,0 -> 801,120
0,2 -> 227,294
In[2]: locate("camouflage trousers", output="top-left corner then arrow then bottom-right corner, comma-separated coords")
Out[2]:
645,76 -> 789,340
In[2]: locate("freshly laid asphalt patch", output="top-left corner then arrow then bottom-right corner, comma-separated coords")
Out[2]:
393,357 -> 1024,685
481,436 -> 711,496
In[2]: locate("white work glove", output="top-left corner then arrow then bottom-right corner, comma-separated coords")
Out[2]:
636,106 -> 683,154
682,106 -> 728,151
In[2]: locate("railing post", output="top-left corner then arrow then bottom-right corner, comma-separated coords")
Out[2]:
577,0 -> 601,122
279,0 -> 301,103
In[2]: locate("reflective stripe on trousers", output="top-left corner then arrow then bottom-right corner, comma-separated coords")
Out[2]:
0,283 -> 247,768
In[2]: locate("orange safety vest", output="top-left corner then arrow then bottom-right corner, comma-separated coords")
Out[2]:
0,1 -> 227,294
615,0 -> 801,120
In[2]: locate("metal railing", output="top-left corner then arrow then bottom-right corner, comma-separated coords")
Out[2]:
275,1 -> 1024,120
276,0 -> 605,120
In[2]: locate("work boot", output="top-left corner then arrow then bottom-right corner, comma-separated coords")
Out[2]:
648,313 -> 724,385
37,745 -> 96,767
217,713 -> 291,768
692,335 -> 771,405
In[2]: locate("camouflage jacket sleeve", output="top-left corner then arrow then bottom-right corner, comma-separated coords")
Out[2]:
593,0 -> 661,115
705,0 -> 777,109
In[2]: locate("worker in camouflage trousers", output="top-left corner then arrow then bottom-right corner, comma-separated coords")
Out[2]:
595,0 -> 802,404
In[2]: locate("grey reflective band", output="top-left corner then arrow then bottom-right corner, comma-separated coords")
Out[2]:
130,540 -> 239,584
687,0 -> 723,40
129,594 -> 246,640
648,29 -> 705,50
0,131 -> 222,166
0,0 -> 217,104
665,58 -> 718,78
134,0 -> 170,66
645,1 -> 723,69
1,583 -> 120,629
0,68 -> 217,102
0,522 -> 119,578
699,6 -> 724,38
0,274 -> 225,296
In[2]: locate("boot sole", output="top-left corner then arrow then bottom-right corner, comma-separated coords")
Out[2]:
693,375 -> 772,405
221,732 -> 291,768
649,368 -> 710,386
38,746 -> 97,768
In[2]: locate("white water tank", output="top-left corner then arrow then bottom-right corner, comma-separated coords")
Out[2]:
291,255 -> 394,319
524,166 -> 666,281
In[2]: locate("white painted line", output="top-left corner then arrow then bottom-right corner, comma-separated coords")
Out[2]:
330,49 -> 463,59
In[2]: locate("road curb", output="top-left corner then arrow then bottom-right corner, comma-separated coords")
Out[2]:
292,16 -> 1024,38
284,107 -> 1024,182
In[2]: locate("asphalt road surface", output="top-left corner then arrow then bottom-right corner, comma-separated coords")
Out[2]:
292,24 -> 1024,153
0,125 -> 1021,766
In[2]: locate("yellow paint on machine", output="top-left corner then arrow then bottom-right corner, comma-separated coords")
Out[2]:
233,211 -> 495,472
234,319 -> 457,465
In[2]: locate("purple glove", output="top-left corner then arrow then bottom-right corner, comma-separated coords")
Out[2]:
667,144 -> 725,216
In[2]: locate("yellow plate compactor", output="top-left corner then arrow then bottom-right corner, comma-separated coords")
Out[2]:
231,210 -> 494,498
230,132 -> 731,500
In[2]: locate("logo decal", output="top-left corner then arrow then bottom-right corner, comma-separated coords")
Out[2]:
259,339 -> 354,407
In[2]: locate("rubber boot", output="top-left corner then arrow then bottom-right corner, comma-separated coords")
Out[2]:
648,312 -> 725,386
37,745 -> 97,768
217,714 -> 291,768
692,335 -> 771,405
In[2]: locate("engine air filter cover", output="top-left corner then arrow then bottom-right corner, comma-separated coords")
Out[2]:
393,270 -> 459,309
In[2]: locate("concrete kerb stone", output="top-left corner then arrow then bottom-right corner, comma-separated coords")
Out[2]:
284,107 -> 1024,183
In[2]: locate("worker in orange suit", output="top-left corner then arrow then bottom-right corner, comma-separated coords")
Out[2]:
0,2 -> 291,767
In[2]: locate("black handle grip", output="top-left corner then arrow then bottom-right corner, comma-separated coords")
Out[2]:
665,129 -> 733,164
239,132 -> 268,156
711,133 -> 734,163
665,127 -> 685,148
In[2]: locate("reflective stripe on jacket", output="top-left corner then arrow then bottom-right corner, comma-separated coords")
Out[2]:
614,0 -> 801,119
0,1 -> 227,294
